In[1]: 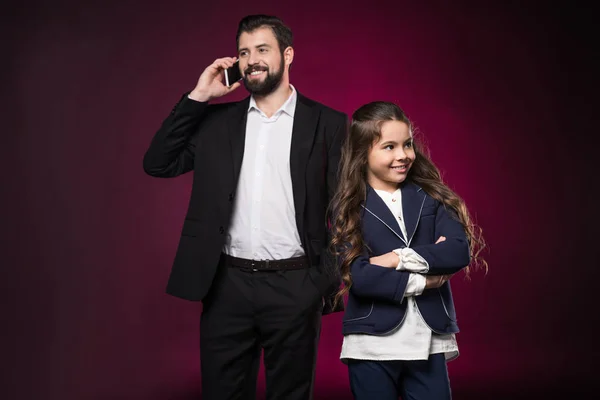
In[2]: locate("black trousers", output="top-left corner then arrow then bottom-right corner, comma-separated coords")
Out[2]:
199,257 -> 323,400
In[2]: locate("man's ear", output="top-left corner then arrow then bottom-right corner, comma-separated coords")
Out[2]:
284,46 -> 294,67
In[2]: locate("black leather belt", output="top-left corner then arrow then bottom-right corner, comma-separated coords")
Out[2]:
222,253 -> 309,271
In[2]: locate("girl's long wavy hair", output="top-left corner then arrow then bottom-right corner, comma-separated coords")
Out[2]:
329,101 -> 487,308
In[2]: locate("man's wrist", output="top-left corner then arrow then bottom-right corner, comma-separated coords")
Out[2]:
188,90 -> 210,103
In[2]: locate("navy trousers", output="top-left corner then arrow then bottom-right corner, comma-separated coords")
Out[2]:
347,354 -> 451,400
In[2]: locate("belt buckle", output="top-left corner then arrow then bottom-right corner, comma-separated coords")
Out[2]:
265,259 -> 270,270
251,260 -> 258,272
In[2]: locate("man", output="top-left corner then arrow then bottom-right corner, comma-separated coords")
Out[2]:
143,15 -> 347,400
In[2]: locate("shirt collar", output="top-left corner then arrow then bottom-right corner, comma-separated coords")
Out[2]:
248,85 -> 297,118
373,188 -> 402,201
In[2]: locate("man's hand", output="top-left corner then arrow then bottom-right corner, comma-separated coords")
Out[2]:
189,57 -> 242,102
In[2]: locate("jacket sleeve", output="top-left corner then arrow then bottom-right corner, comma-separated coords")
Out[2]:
321,111 -> 348,314
142,93 -> 210,178
410,203 -> 471,274
350,250 -> 411,304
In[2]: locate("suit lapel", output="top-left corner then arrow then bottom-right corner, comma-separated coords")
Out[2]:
290,93 -> 320,237
401,181 -> 427,246
228,97 -> 250,185
364,186 -> 406,244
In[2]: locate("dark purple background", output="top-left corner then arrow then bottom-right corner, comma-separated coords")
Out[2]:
3,0 -> 596,399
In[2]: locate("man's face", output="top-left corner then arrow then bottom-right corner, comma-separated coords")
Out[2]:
238,27 -> 286,96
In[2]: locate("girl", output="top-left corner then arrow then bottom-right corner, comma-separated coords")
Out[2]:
330,101 -> 486,399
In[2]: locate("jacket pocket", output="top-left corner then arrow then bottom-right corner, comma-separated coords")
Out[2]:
344,300 -> 374,322
437,288 -> 457,321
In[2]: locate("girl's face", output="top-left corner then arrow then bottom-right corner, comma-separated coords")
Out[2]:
366,120 -> 415,192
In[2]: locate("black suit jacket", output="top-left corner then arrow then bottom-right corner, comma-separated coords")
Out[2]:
143,91 -> 347,314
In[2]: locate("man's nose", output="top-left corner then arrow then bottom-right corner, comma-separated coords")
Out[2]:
248,52 -> 260,67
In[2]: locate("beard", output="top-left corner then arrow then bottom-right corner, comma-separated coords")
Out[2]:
242,56 -> 285,96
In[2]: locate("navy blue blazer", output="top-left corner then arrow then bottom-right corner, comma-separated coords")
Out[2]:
342,182 -> 470,336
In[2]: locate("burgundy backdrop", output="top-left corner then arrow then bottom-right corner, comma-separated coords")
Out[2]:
3,0 -> 596,399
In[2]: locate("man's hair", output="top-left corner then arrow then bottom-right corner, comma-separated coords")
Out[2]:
236,15 -> 293,53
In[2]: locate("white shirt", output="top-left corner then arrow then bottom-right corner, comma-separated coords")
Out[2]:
222,86 -> 305,260
340,188 -> 459,362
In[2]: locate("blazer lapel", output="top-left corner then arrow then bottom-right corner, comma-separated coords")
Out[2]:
400,181 -> 427,246
364,186 -> 406,245
228,97 -> 251,185
290,93 -> 320,237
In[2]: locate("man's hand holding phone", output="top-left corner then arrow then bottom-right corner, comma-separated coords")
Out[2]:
189,57 -> 242,102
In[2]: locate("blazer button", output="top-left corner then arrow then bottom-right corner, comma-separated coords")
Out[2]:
228,193 -> 234,202
219,226 -> 225,234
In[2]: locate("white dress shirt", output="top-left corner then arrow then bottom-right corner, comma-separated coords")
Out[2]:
222,86 -> 305,261
340,188 -> 459,362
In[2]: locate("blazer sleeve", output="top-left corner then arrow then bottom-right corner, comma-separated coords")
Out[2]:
410,203 -> 471,274
326,112 -> 348,199
142,93 -> 210,178
350,250 -> 411,304
321,112 -> 348,314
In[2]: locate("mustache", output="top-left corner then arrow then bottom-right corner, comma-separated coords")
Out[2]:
245,65 -> 268,74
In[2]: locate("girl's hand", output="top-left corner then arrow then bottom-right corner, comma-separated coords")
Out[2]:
369,252 -> 399,268
369,236 -> 445,269
425,273 -> 454,289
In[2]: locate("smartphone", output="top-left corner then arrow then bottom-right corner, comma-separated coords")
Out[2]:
224,60 -> 243,87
